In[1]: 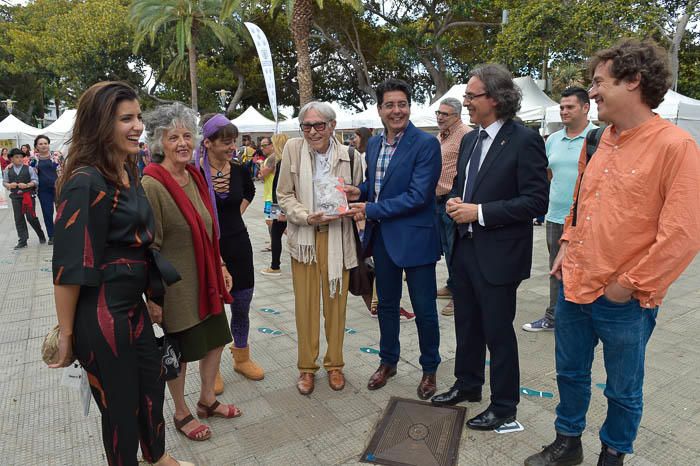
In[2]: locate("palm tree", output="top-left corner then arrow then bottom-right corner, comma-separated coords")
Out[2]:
131,0 -> 240,111
267,0 -> 362,107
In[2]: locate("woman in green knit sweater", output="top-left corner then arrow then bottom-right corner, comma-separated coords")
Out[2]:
142,103 -> 241,442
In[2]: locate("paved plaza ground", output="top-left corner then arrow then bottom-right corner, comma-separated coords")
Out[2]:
1,187 -> 699,466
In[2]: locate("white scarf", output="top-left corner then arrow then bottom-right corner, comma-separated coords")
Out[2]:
295,138 -> 344,296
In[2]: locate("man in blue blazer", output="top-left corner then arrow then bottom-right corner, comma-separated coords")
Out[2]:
430,64 -> 548,431
344,78 -> 442,399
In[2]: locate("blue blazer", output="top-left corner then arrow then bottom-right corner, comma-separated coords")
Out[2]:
358,122 -> 442,268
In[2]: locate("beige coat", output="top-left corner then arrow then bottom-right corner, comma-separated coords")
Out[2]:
276,137 -> 363,270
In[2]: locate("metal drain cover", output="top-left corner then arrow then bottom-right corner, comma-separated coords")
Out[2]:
361,396 -> 466,466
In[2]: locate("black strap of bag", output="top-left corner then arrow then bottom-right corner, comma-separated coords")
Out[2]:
571,125 -> 606,227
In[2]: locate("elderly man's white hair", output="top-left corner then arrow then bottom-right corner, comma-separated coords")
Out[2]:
298,101 -> 336,122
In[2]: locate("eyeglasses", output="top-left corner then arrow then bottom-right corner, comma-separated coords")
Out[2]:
300,121 -> 329,132
260,142 -> 272,147
435,110 -> 457,117
380,101 -> 410,111
463,92 -> 488,101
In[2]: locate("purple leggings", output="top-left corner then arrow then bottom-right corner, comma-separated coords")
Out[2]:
230,288 -> 254,348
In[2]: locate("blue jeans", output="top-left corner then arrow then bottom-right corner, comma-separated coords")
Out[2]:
554,287 -> 657,454
435,199 -> 455,290
373,227 -> 441,373
38,188 -> 55,238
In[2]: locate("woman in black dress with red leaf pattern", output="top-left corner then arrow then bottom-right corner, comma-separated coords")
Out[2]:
49,82 -> 190,466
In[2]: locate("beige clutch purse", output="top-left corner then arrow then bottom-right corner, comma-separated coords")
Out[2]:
42,325 -> 74,365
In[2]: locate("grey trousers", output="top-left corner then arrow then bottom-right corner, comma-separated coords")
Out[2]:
545,221 -> 564,322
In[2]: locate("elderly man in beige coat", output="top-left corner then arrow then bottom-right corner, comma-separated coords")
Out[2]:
277,101 -> 364,395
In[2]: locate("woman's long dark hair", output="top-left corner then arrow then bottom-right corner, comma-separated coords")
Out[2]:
57,81 -> 139,195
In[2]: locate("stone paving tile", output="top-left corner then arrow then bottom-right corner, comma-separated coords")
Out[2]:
3,188 -> 700,465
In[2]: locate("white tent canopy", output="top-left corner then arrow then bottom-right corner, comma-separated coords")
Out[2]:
42,109 -> 77,152
418,76 -> 558,128
544,89 -> 700,141
231,106 -> 277,133
0,114 -> 40,146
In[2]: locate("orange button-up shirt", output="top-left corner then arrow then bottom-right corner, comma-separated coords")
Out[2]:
437,121 -> 471,196
561,115 -> 700,308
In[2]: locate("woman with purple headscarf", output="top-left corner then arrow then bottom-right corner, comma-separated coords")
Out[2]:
197,113 -> 264,386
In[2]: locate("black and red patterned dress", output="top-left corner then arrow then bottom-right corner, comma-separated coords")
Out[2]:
52,166 -> 167,466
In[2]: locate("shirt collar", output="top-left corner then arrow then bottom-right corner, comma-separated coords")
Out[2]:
479,119 -> 505,140
381,129 -> 405,147
562,121 -> 597,140
610,114 -> 662,144
440,120 -> 465,140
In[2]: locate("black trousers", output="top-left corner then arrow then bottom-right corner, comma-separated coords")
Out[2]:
452,235 -> 520,416
11,196 -> 45,244
270,219 -> 287,270
73,263 -> 166,466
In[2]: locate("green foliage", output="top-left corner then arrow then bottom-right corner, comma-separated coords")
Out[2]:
0,0 -> 142,119
2,0 -> 700,121
493,0 -> 666,77
677,30 -> 700,98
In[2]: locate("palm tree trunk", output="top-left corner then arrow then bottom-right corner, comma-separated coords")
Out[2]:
188,44 -> 199,111
292,0 -> 314,107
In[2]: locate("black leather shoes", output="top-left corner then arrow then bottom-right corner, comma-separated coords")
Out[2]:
524,433 -> 583,466
466,408 -> 515,431
431,387 -> 482,405
13,242 -> 27,250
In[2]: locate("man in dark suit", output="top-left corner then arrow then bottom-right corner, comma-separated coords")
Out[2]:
430,64 -> 548,430
344,78 -> 442,400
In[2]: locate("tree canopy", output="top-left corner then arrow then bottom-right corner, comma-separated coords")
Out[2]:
1,0 -> 699,124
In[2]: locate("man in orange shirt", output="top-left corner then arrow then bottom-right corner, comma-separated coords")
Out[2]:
525,39 -> 700,466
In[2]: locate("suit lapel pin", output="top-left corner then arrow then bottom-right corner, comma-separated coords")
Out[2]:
501,140 -> 506,146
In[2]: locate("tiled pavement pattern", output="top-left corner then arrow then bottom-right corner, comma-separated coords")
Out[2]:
1,186 -> 699,466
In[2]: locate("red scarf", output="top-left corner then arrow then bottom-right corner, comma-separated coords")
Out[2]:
21,192 -> 36,217
143,163 -> 232,320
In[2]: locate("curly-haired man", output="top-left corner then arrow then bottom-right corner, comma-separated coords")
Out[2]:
525,39 -> 700,466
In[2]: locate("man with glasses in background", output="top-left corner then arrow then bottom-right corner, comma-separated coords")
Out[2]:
435,97 -> 472,315
344,78 -> 442,400
431,64 -> 548,432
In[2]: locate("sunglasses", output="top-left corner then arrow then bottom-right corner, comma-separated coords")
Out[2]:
300,121 -> 328,132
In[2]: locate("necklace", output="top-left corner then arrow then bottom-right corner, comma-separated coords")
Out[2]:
209,161 -> 228,177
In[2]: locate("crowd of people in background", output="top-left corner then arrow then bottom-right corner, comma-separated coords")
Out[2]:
2,37 -> 692,466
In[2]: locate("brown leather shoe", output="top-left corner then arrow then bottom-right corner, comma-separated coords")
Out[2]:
297,372 -> 315,395
367,364 -> 397,390
417,373 -> 437,400
328,370 -> 345,391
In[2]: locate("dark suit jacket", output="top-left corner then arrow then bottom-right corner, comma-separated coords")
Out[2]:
450,119 -> 548,285
358,121 -> 442,268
